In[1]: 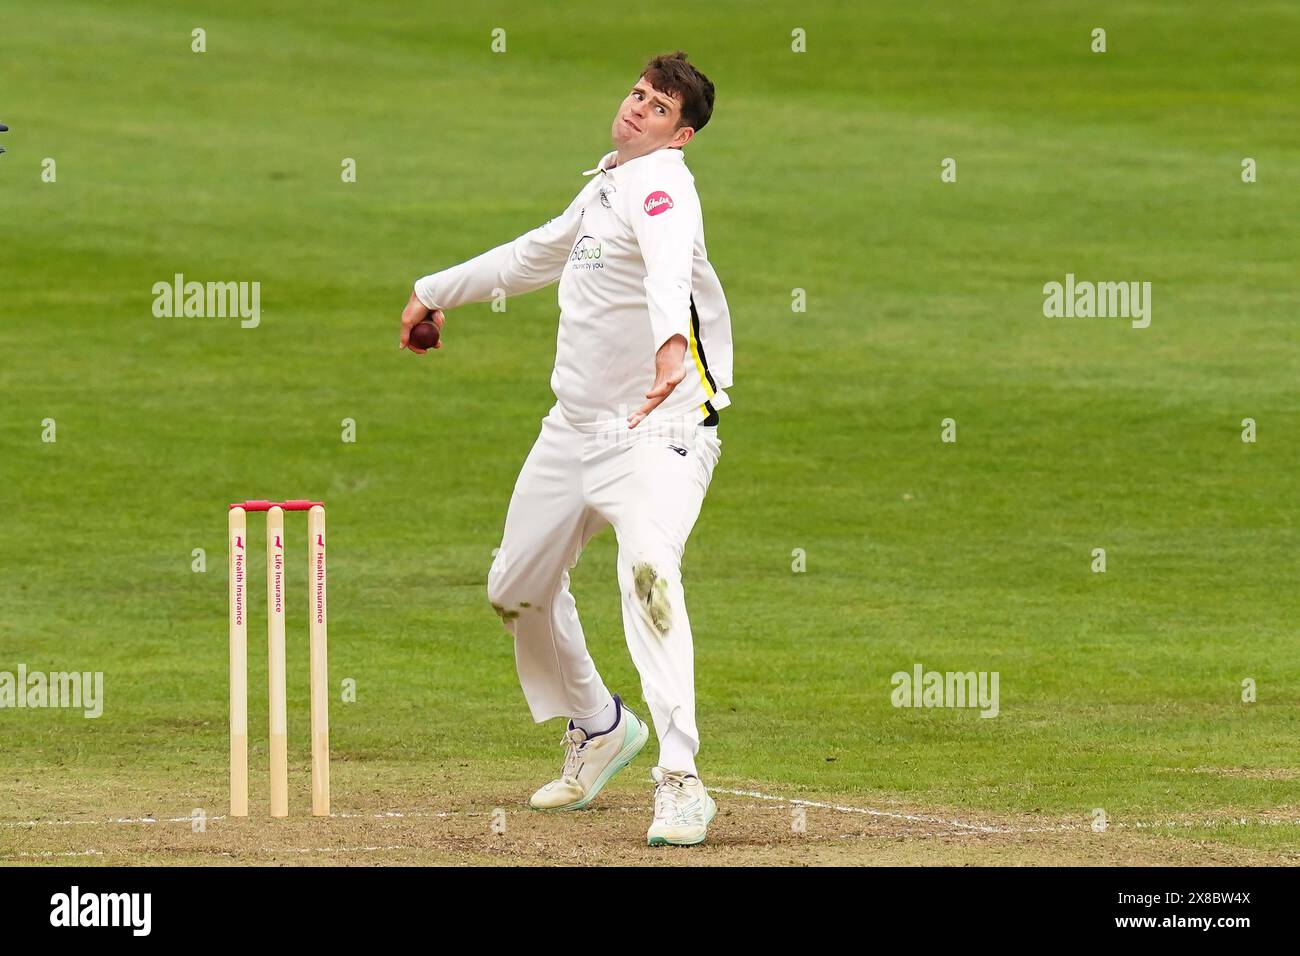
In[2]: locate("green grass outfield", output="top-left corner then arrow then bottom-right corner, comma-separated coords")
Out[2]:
2,0 -> 1298,863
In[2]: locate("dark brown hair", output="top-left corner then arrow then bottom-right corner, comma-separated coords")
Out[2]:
641,51 -> 715,134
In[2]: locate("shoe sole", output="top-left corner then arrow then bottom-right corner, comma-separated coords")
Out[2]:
532,714 -> 650,812
647,799 -> 718,847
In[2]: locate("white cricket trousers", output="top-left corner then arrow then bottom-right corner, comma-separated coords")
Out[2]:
487,403 -> 722,756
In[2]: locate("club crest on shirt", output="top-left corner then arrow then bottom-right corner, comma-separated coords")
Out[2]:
643,191 -> 674,216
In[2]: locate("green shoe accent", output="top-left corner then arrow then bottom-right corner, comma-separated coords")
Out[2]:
536,709 -> 649,812
648,796 -> 717,846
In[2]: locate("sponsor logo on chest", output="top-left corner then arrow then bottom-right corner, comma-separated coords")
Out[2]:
569,234 -> 604,270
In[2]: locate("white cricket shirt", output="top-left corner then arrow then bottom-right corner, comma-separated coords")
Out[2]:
415,147 -> 733,426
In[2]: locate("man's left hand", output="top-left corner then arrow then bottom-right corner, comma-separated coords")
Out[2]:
628,334 -> 688,428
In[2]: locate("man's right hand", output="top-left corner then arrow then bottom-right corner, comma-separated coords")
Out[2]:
399,289 -> 445,353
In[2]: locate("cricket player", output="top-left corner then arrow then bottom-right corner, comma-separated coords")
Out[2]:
399,52 -> 732,846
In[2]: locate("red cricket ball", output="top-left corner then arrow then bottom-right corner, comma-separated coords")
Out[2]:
409,319 -> 440,351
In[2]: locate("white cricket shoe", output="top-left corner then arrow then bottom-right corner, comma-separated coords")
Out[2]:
647,766 -> 718,846
529,695 -> 649,811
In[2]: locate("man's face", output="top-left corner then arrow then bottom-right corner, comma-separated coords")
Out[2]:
611,77 -> 693,154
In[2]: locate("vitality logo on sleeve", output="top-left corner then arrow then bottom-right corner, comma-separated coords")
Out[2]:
643,191 -> 674,216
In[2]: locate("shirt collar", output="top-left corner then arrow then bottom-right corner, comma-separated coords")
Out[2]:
582,148 -> 685,178
581,150 -> 618,176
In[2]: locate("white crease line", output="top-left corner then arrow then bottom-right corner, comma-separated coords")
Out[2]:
709,787 -> 1079,834
0,846 -> 415,860
266,845 -> 415,854
710,787 -> 1300,834
0,811 -> 461,828
1,815 -> 228,828
333,810 -> 469,820
2,806 -> 785,829
5,797 -> 1295,836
